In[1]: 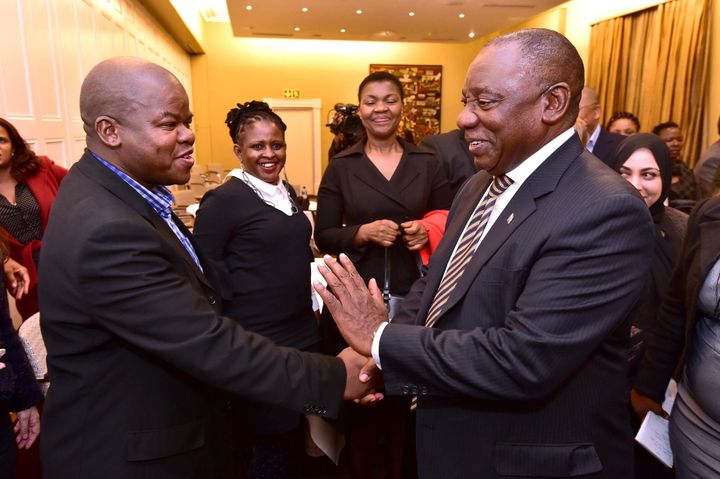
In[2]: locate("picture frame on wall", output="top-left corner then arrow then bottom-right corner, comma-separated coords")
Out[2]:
369,64 -> 442,143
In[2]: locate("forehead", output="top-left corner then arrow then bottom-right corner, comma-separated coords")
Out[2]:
464,43 -> 525,93
625,147 -> 659,168
659,127 -> 681,137
360,80 -> 401,98
243,119 -> 284,137
131,75 -> 189,115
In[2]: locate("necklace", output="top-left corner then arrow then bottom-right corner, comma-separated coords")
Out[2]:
240,170 -> 299,215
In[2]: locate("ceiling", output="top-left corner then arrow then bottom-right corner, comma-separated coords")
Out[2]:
219,0 -> 568,43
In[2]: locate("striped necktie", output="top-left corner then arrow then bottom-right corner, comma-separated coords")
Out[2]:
425,174 -> 514,327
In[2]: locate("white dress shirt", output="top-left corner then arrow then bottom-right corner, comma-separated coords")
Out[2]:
371,128 -> 577,368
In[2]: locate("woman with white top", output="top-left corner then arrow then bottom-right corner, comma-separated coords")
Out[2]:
194,100 -> 319,479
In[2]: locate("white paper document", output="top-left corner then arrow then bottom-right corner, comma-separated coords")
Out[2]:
635,412 -> 673,468
635,379 -> 677,468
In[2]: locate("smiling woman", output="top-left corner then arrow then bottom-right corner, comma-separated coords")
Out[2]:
314,71 -> 452,478
193,100 -> 318,479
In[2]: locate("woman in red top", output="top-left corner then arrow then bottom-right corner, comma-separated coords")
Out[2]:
0,118 -> 67,319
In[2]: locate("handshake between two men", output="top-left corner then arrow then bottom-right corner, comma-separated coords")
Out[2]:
319,254 -> 391,405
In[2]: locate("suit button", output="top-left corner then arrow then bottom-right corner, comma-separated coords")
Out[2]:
401,386 -> 409,395
419,386 -> 428,396
411,386 -> 419,395
208,295 -> 217,305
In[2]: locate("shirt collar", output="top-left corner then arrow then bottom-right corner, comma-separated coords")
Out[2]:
505,128 -> 576,187
586,124 -> 601,152
90,151 -> 175,217
227,168 -> 286,197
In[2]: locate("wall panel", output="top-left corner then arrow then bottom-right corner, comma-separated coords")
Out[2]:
0,0 -> 192,167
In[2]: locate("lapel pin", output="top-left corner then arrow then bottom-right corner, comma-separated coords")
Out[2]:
507,213 -> 514,224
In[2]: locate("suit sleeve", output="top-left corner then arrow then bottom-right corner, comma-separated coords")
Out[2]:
315,160 -> 367,261
78,218 -> 346,416
379,194 -> 654,400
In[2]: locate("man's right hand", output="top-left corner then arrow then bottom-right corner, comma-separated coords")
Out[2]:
338,347 -> 384,404
630,388 -> 668,419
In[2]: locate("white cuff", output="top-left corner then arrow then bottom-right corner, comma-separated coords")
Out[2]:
371,322 -> 389,370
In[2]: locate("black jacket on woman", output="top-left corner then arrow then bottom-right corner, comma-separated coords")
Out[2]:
612,133 -> 688,384
315,138 -> 452,353
634,196 -> 720,403
194,178 -> 320,350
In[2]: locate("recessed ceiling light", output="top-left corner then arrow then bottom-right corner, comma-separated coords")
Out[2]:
245,5 -> 252,11
301,7 -> 308,12
408,11 -> 415,16
340,28 -> 347,33
468,31 -> 476,38
294,26 -> 300,31
458,13 -> 465,18
356,9 -> 363,14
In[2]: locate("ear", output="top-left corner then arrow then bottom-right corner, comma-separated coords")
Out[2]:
232,142 -> 244,163
541,82 -> 571,126
95,116 -> 121,147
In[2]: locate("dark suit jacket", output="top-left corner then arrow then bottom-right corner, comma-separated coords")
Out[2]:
591,128 -> 625,168
635,197 -> 720,402
419,129 -> 477,199
38,152 -> 345,479
381,134 -> 655,478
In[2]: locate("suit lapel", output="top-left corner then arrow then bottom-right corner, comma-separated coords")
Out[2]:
76,152 -> 213,290
429,134 -> 585,325
341,140 -> 421,213
414,174 -> 492,321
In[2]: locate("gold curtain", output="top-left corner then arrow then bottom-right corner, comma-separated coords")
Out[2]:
587,0 -> 712,166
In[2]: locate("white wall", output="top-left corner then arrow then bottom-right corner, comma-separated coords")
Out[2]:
0,0 -> 192,168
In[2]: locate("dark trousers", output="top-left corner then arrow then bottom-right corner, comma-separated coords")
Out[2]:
0,412 -> 16,479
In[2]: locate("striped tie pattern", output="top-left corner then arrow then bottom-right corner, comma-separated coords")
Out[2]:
425,174 -> 514,327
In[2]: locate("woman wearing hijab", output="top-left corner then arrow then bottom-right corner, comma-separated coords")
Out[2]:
613,133 -> 687,478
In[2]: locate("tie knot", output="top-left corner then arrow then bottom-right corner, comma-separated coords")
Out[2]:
489,175 -> 514,197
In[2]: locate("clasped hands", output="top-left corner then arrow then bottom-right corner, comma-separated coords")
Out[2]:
316,254 -> 389,405
356,219 -> 428,250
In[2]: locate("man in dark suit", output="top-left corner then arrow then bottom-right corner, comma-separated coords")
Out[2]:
578,86 -> 624,167
38,57 -> 374,479
419,129 -> 477,198
315,29 -> 654,478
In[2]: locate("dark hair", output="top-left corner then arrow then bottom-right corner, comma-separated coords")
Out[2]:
606,111 -> 641,132
358,71 -> 404,102
225,100 -> 287,143
487,29 -> 585,126
0,117 -> 41,182
652,121 -> 679,136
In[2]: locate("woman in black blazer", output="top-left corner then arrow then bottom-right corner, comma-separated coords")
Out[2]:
612,133 -> 687,478
632,196 -> 720,478
194,101 -> 319,479
315,71 -> 452,479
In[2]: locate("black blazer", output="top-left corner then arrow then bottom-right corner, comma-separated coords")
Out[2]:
38,152 -> 345,479
419,129 -> 477,199
315,139 -> 452,295
635,197 -> 720,402
380,134 -> 655,478
592,128 -> 625,168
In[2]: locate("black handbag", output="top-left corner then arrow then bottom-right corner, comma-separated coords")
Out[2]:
382,247 -> 424,321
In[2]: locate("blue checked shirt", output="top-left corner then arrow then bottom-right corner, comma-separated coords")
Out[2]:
91,153 -> 203,271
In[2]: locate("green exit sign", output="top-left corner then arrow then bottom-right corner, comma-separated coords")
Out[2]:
283,89 -> 300,98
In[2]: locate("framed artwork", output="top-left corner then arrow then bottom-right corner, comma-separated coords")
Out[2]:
369,64 -> 442,142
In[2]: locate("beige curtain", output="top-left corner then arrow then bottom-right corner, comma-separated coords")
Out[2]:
587,0 -> 712,166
